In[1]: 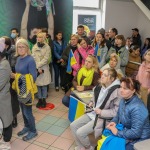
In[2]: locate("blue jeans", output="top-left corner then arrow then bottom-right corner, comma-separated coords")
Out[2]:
20,103 -> 36,133
62,92 -> 79,108
53,62 -> 62,87
38,86 -> 47,99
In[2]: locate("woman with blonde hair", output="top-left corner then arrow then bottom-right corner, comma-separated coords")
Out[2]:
32,32 -> 51,108
62,55 -> 100,107
101,53 -> 124,78
70,68 -> 121,150
11,38 -> 37,141
106,35 -> 129,75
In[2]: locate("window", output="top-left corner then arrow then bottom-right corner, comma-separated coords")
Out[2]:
73,0 -> 100,8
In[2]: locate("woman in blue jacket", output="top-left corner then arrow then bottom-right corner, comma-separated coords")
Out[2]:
107,77 -> 150,150
53,31 -> 67,91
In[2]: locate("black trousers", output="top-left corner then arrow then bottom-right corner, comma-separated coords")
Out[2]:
3,124 -> 12,142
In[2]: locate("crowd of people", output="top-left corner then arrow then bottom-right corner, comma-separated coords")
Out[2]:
0,24 -> 150,150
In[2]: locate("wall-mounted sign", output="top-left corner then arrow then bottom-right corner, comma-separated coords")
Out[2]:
78,15 -> 96,39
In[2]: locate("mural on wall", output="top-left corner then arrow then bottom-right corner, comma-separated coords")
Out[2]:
0,0 -> 73,42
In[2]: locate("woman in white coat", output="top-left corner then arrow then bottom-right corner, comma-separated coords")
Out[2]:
32,32 -> 51,108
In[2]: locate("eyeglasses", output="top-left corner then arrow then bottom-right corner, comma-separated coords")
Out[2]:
17,46 -> 27,49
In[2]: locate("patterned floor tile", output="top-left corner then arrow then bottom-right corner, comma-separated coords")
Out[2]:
36,121 -> 52,132
54,118 -> 70,128
51,137 -> 74,150
36,132 -> 58,145
41,115 -> 59,124
46,126 -> 66,136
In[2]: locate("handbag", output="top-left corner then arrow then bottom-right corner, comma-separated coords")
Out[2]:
18,92 -> 32,105
17,75 -> 33,105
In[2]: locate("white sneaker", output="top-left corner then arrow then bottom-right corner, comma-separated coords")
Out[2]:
0,141 -> 11,149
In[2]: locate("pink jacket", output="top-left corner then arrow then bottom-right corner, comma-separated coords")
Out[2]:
78,45 -> 94,64
136,61 -> 150,89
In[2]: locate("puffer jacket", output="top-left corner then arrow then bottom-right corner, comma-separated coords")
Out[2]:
112,95 -> 150,141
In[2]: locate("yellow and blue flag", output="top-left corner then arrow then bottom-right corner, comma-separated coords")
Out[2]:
66,50 -> 77,74
68,96 -> 86,122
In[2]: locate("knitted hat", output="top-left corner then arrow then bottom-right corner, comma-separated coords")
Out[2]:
0,38 -> 5,53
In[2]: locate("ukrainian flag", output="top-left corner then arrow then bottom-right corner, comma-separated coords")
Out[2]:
94,44 -> 101,63
68,96 -> 86,122
66,50 -> 77,74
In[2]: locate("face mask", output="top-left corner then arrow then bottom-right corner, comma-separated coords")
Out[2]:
11,33 -> 17,39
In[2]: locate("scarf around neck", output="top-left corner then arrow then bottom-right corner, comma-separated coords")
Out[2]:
77,67 -> 94,86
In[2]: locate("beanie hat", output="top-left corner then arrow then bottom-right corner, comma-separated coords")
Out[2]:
0,38 -> 5,53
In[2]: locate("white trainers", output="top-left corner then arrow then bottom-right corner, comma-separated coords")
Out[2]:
0,141 -> 11,150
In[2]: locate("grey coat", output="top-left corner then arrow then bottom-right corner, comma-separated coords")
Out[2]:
106,46 -> 129,75
0,58 -> 13,128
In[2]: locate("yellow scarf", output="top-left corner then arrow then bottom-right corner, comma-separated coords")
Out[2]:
77,67 -> 94,86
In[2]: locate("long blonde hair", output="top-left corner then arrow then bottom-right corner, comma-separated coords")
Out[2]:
84,55 -> 99,72
15,38 -> 31,56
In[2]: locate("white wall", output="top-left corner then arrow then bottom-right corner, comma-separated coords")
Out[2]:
104,0 -> 150,42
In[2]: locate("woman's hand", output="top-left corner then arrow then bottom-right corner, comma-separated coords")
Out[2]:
11,72 -> 16,79
108,126 -> 118,135
60,59 -> 64,62
77,43 -> 81,49
38,69 -> 43,74
88,102 -> 93,107
76,86 -> 84,92
94,108 -> 101,115
106,122 -> 118,135
106,122 -> 116,129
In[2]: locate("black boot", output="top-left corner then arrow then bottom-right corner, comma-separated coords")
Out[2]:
41,98 -> 46,108
12,117 -> 18,128
36,99 -> 42,108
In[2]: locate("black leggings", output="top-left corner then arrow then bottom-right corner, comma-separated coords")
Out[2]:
3,124 -> 12,142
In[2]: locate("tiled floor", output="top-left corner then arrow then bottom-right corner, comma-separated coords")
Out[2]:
11,88 -> 76,150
